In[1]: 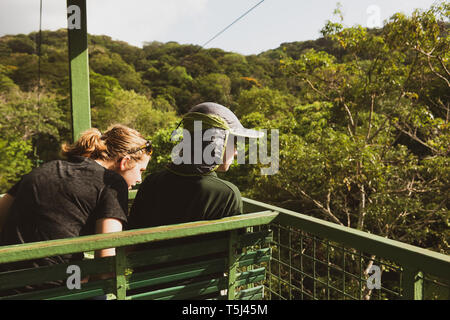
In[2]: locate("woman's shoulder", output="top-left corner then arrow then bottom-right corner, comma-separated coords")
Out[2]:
100,168 -> 129,193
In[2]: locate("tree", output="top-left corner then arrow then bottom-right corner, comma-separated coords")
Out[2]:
236,87 -> 298,119
91,87 -> 178,137
180,52 -> 221,77
0,139 -> 33,193
262,3 -> 450,254
195,73 -> 232,107
89,71 -> 121,108
89,51 -> 143,92
6,35 -> 35,54
0,89 -> 68,193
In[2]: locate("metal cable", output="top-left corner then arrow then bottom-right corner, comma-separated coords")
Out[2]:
201,0 -> 265,48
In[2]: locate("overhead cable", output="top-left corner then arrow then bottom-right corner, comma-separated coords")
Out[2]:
201,0 -> 265,48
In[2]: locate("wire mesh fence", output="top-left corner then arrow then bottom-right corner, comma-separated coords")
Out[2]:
250,222 -> 449,300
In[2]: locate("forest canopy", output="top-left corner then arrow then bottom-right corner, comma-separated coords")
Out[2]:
0,3 -> 448,253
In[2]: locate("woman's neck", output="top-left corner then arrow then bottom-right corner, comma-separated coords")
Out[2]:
94,159 -> 117,171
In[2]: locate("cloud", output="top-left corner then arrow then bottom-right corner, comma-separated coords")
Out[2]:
0,0 -> 52,36
86,0 -> 210,47
0,0 -> 209,47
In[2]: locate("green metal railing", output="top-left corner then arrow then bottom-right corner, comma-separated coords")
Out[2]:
0,211 -> 277,300
242,198 -> 450,300
1,193 -> 449,300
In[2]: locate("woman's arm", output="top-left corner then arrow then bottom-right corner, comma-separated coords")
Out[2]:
0,194 -> 14,233
94,217 -> 123,258
85,218 -> 123,283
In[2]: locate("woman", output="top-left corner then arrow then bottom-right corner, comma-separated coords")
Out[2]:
0,124 -> 151,273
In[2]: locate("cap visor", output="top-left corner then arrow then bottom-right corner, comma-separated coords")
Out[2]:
230,128 -> 264,139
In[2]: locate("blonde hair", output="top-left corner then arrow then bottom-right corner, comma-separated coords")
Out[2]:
61,124 -> 148,163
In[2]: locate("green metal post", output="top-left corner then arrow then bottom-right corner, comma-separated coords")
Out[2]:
227,230 -> 238,300
403,269 -> 423,300
288,227 -> 292,300
300,231 -> 304,299
114,247 -> 128,300
247,227 -> 254,290
67,0 -> 91,142
313,236 -> 316,300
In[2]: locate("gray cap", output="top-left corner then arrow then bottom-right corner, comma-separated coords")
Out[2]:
188,102 -> 264,139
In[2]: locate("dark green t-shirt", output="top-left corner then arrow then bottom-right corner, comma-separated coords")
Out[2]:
125,166 -> 242,297
128,166 -> 243,230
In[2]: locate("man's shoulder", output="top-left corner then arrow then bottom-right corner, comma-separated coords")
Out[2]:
141,168 -> 171,185
202,175 -> 243,216
202,174 -> 241,198
140,168 -> 241,199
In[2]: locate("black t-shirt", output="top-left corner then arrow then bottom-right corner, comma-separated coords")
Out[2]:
128,165 -> 242,230
0,156 -> 128,270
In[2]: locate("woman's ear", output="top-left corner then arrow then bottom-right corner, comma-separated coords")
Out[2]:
118,156 -> 131,171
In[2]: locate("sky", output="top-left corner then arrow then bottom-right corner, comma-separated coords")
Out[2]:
0,0 -> 441,55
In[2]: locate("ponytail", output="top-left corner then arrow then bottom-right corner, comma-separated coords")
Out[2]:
61,124 -> 147,162
61,128 -> 107,159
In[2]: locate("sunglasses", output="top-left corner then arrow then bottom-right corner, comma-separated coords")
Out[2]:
129,140 -> 153,156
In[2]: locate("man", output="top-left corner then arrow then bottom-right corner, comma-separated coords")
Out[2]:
128,102 -> 263,229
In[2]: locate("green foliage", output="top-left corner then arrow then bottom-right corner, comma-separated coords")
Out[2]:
6,35 -> 36,54
236,87 -> 298,119
0,88 -> 70,168
91,87 -> 179,137
166,66 -> 193,86
243,2 -> 449,255
0,91 -> 68,142
89,71 -> 121,108
0,64 -> 19,93
89,50 -> 143,92
144,122 -> 181,179
195,73 -> 232,107
0,139 -> 33,193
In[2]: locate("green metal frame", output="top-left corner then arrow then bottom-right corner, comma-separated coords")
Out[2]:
1,198 -> 449,300
0,211 -> 275,300
0,211 -> 277,265
242,198 -> 450,300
